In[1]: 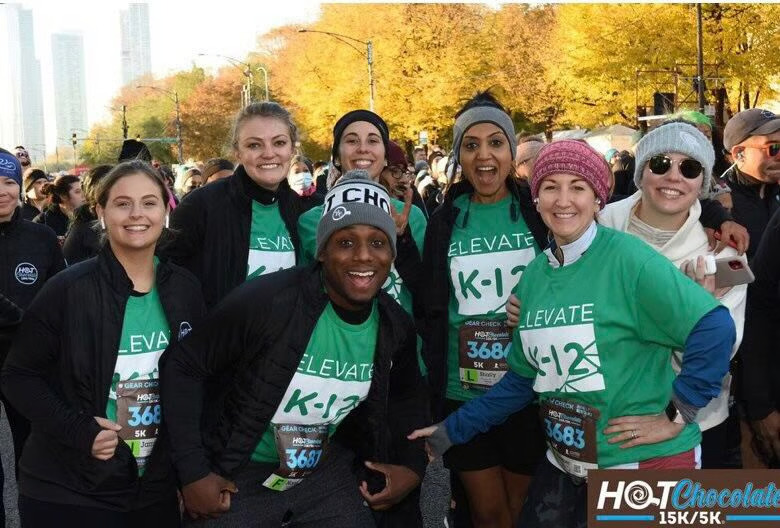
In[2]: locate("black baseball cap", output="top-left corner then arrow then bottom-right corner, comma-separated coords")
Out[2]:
723,108 -> 780,150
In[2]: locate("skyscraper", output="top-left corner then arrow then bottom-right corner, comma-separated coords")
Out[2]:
120,3 -> 152,86
51,32 -> 88,147
0,4 -> 46,158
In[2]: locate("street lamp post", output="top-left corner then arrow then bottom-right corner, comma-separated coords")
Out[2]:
199,53 -> 269,105
297,29 -> 374,111
137,85 -> 183,163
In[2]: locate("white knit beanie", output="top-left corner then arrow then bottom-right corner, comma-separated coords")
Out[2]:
634,122 -> 714,192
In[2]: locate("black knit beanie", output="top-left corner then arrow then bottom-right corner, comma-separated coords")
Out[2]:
331,110 -> 389,167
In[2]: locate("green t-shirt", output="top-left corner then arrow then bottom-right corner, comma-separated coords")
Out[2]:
247,201 -> 296,280
106,285 -> 170,473
508,225 -> 719,468
252,301 -> 378,463
446,194 -> 539,401
297,199 -> 426,315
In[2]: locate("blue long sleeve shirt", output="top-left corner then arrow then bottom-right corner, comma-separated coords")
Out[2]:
444,306 -> 735,446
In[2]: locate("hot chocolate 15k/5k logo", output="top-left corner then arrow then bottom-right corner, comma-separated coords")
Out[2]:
14,262 -> 38,285
588,470 -> 780,527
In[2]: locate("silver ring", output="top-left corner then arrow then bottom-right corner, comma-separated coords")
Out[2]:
631,430 -> 637,440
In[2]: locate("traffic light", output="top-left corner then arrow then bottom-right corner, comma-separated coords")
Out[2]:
71,132 -> 77,149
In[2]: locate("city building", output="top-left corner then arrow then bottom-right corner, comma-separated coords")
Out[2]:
51,32 -> 88,147
0,4 -> 46,159
120,3 -> 151,86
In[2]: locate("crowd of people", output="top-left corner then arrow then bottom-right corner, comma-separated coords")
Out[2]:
0,97 -> 778,528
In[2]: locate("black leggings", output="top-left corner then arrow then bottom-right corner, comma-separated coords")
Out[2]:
19,495 -> 181,528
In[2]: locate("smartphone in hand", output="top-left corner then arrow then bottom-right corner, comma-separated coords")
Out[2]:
714,255 -> 754,288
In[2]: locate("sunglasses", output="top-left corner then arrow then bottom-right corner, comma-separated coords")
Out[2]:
648,155 -> 703,179
741,143 -> 780,159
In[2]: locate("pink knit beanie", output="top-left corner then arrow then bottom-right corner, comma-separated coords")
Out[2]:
530,140 -> 611,205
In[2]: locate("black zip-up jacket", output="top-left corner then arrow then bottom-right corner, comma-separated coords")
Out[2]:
723,167 -> 780,260
0,208 -> 65,313
740,206 -> 780,420
160,264 -> 428,494
420,179 -> 548,420
20,200 -> 41,221
62,204 -> 100,265
1,246 -> 206,510
162,165 -> 323,309
33,204 -> 70,237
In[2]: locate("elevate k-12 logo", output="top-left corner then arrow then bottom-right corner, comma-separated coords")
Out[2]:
588,470 -> 780,527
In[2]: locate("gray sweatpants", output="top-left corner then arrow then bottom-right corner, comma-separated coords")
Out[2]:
185,444 -> 375,528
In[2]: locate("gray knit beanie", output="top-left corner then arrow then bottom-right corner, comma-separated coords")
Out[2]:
317,169 -> 397,258
634,122 -> 715,192
452,106 -> 517,168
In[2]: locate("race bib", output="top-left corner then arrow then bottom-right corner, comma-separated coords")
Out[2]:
115,379 -> 161,473
540,397 -> 599,478
458,320 -> 511,389
262,424 -> 329,491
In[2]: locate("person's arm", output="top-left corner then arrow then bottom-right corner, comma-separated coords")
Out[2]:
385,320 -> 428,477
394,215 -> 424,302
160,191 -> 205,269
160,284 -> 262,486
741,211 -> 780,421
410,371 -> 535,455
1,277 -> 102,452
49,231 -> 66,274
699,198 -> 749,254
295,208 -> 319,266
0,292 -> 23,367
425,371 -> 534,455
672,306 -> 735,420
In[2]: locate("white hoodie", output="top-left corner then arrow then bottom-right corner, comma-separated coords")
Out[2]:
599,191 -> 745,431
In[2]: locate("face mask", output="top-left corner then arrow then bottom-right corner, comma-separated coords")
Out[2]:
289,171 -> 313,192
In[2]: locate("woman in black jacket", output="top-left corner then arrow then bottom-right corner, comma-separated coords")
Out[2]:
63,164 -> 113,264
33,174 -> 84,238
162,102 -> 322,309
2,160 -> 206,527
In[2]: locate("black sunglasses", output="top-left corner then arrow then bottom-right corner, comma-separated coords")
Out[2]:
648,155 -> 703,179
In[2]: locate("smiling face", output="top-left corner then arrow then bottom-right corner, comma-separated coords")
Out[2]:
96,172 -> 167,257
0,177 -> 20,222
319,224 -> 393,310
536,172 -> 600,246
459,122 -> 512,204
638,152 -> 703,230
234,116 -> 294,191
337,121 -> 386,181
